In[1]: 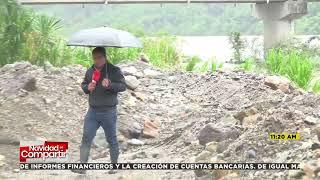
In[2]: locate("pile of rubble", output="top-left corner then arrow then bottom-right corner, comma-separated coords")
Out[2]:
0,60 -> 320,179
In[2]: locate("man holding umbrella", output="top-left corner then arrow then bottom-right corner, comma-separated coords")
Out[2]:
67,27 -> 142,174
72,47 -> 126,174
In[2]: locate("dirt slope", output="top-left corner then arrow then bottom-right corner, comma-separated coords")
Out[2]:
0,61 -> 320,180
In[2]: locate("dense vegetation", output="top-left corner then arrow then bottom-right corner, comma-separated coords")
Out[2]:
31,3 -> 320,36
0,0 -> 72,66
264,39 -> 320,93
0,0 -> 181,68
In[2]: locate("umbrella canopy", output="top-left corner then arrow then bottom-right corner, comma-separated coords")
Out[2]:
67,26 -> 143,48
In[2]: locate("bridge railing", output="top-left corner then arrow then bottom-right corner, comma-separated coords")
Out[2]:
19,0 -> 289,5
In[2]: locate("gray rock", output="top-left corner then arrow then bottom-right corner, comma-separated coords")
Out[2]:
93,128 -> 108,149
131,151 -> 148,159
197,123 -> 241,145
127,138 -> 144,146
66,87 -> 73,91
263,116 -> 285,133
18,89 -> 28,97
288,169 -> 304,179
128,122 -> 143,139
23,77 -> 37,91
247,149 -> 256,159
122,66 -> 138,76
44,61 -> 54,71
168,76 -> 176,82
304,116 -> 319,125
216,141 -> 231,153
43,98 -> 53,104
220,114 -> 238,126
0,63 -> 14,72
151,150 -> 163,159
311,143 -> 320,150
125,75 -> 140,90
13,61 -> 31,70
275,151 -> 289,163
205,142 -> 218,152
195,150 -> 212,162
232,76 -> 240,81
143,69 -> 162,78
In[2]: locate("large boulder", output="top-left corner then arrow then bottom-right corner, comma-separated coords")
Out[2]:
197,123 -> 241,145
122,66 -> 138,76
125,75 -> 140,90
1,74 -> 36,95
143,69 -> 162,78
142,119 -> 161,138
264,76 -> 291,93
119,120 -> 142,139
0,61 -> 37,95
128,122 -> 143,139
139,53 -> 149,63
21,77 -> 37,92
233,107 -> 260,128
121,66 -> 144,78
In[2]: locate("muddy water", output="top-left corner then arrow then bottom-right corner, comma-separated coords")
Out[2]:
177,35 -> 319,61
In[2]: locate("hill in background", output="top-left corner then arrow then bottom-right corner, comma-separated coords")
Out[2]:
29,3 -> 320,36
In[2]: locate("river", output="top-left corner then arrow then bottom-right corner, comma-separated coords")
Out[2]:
176,35 -> 320,62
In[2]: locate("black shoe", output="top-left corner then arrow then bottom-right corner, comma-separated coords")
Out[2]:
71,169 -> 87,174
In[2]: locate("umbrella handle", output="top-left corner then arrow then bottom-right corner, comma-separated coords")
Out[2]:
105,63 -> 108,79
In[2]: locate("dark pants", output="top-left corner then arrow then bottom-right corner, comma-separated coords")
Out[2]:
80,106 -> 119,163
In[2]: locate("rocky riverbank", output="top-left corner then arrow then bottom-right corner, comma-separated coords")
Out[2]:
0,60 -> 320,180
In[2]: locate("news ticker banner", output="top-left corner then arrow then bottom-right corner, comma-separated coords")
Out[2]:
20,163 -> 300,171
20,135 -> 301,164
19,141 -> 301,172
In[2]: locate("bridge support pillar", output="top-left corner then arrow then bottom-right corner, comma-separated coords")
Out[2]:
254,0 -> 307,50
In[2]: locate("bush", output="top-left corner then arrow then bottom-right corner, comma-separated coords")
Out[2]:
72,47 -> 92,67
238,57 -> 255,71
0,0 -> 34,65
266,48 -> 314,89
107,47 -> 140,65
22,15 -> 64,66
312,80 -> 320,93
209,59 -> 223,72
228,32 -> 246,63
142,36 -> 181,69
190,57 -> 223,73
185,56 -> 201,72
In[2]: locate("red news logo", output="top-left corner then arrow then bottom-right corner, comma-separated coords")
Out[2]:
20,141 -> 68,163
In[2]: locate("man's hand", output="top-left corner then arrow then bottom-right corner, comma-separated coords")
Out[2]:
102,78 -> 111,88
88,81 -> 97,92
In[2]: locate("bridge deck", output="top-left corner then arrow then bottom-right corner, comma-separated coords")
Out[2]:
19,0 -> 293,5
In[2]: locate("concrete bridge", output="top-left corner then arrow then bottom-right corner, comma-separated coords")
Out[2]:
18,0 -> 319,4
19,0 -> 319,49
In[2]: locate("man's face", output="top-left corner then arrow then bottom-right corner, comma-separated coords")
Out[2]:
92,52 -> 106,68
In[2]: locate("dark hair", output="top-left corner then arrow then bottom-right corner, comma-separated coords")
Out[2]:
92,47 -> 106,57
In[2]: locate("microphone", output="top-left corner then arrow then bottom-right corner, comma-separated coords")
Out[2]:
92,69 -> 101,83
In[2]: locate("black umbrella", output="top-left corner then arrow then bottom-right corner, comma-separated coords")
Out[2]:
67,26 -> 142,78
67,26 -> 142,48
